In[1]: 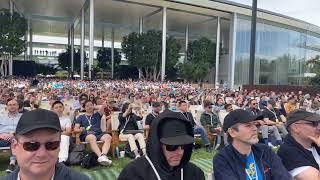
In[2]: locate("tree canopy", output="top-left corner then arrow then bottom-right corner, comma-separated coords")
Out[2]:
179,37 -> 216,82
57,46 -> 84,73
121,30 -> 181,81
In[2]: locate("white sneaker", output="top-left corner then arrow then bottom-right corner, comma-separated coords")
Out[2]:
98,155 -> 112,166
135,155 -> 141,159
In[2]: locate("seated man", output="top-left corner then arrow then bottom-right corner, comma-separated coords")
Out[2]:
5,109 -> 89,180
213,109 -> 291,179
51,100 -> 72,163
144,102 -> 161,130
118,111 -> 205,180
0,98 -> 22,173
200,100 -> 223,149
261,100 -> 288,137
178,100 -> 212,152
74,100 -> 112,166
278,109 -> 320,179
260,100 -> 284,146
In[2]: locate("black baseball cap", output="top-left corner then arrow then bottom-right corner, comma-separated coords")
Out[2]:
223,109 -> 263,132
286,109 -> 320,128
159,119 -> 194,145
16,109 -> 62,135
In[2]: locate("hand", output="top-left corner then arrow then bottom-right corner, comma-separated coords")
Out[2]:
308,135 -> 320,147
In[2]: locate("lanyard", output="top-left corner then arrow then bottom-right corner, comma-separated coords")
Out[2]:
85,114 -> 92,127
181,112 -> 189,120
267,108 -> 278,121
120,115 -> 130,134
151,112 -> 158,118
145,155 -> 183,180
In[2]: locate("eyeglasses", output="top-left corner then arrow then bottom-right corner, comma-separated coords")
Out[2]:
18,141 -> 60,152
295,121 -> 320,128
165,144 -> 186,152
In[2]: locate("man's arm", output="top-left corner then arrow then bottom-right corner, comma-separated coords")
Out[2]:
294,167 -> 320,180
213,154 -> 239,180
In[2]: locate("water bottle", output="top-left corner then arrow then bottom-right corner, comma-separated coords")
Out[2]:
116,146 -> 120,158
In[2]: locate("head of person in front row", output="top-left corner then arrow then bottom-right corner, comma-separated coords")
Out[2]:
213,109 -> 291,180
277,109 -> 320,180
118,111 -> 205,180
6,109 -> 89,180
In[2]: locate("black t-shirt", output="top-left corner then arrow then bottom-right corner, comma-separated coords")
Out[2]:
262,108 -> 283,121
145,112 -> 157,126
278,134 -> 320,171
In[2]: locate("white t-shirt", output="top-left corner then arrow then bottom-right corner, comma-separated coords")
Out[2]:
289,147 -> 320,177
59,116 -> 72,130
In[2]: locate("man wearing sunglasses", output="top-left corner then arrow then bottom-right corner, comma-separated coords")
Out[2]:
213,109 -> 290,180
278,109 -> 320,179
5,109 -> 89,180
118,110 -> 205,180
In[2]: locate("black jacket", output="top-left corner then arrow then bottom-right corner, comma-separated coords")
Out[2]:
4,163 -> 90,180
213,143 -> 291,180
118,111 -> 205,180
118,112 -> 142,132
278,134 -> 320,171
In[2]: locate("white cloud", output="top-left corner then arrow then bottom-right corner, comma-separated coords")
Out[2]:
230,0 -> 320,27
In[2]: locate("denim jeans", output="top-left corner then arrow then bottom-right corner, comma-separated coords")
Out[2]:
194,126 -> 210,146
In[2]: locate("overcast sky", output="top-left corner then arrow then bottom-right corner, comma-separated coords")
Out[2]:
230,0 -> 320,27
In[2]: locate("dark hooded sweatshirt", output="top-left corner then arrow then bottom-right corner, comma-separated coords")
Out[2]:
118,111 -> 205,180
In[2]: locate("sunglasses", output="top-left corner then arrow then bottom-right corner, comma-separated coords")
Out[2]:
165,144 -> 186,152
19,141 -> 60,152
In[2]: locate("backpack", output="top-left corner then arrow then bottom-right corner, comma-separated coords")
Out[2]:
81,152 -> 98,169
65,137 -> 85,165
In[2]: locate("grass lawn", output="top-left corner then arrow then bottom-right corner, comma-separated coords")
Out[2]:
0,148 -> 215,179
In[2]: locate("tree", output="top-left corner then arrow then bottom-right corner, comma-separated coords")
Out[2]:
57,46 -> 84,75
121,30 -> 181,81
179,37 -> 216,82
0,8 -> 27,76
306,55 -> 320,85
96,47 -> 121,78
166,36 -> 181,80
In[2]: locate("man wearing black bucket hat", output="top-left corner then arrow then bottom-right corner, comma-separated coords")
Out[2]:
5,109 -> 89,180
278,109 -> 320,179
213,109 -> 290,180
118,110 -> 205,180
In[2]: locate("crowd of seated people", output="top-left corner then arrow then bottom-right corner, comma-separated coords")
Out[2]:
1,78 -> 320,179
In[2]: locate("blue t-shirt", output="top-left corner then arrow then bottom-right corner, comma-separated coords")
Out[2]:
246,152 -> 263,180
76,112 -> 102,135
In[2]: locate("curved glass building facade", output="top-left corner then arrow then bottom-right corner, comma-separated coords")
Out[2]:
235,16 -> 320,86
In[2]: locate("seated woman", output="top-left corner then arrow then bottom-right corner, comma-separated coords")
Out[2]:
118,102 -> 146,159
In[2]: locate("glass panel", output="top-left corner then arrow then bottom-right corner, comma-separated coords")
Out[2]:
235,17 -> 320,85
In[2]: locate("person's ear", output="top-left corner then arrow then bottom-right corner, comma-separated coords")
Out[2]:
228,128 -> 237,138
11,138 -> 19,156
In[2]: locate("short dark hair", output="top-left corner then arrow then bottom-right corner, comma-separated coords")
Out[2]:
121,102 -> 130,113
6,98 -> 16,105
224,103 -> 232,110
178,100 -> 187,106
51,100 -> 64,109
83,100 -> 93,108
